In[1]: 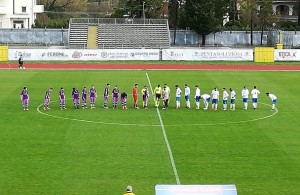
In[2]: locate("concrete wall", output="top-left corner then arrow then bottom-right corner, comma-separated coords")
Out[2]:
0,28 -> 68,45
170,30 -> 298,48
0,28 -> 299,48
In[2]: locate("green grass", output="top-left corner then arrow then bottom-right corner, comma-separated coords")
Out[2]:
0,70 -> 300,195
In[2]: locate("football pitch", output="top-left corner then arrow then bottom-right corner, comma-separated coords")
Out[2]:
0,69 -> 300,195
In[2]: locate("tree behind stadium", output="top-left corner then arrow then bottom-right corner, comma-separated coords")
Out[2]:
185,0 -> 231,46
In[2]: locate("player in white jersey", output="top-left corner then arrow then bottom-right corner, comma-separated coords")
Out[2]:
241,86 -> 249,110
222,88 -> 229,110
201,94 -> 210,110
175,85 -> 182,109
266,92 -> 277,111
229,88 -> 236,110
184,84 -> 191,108
211,87 -> 219,110
194,85 -> 201,109
251,86 -> 260,109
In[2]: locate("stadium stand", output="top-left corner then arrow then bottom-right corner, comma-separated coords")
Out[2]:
68,22 -> 88,48
68,18 -> 170,49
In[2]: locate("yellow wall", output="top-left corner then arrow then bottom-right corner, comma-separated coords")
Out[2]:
254,47 -> 274,62
0,46 -> 8,61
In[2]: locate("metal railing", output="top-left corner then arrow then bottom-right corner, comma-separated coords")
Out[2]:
69,18 -> 168,25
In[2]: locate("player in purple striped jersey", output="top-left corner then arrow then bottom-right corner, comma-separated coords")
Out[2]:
112,85 -> 119,109
44,88 -> 53,110
121,92 -> 128,109
89,85 -> 97,109
59,87 -> 66,110
72,88 -> 80,109
20,87 -> 29,111
103,83 -> 110,109
81,87 -> 88,109
141,86 -> 149,109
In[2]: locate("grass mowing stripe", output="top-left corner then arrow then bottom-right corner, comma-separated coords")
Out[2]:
146,72 -> 181,185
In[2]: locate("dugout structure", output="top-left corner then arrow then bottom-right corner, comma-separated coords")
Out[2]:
68,18 -> 170,49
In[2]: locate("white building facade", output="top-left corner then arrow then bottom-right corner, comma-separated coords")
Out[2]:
0,0 -> 44,28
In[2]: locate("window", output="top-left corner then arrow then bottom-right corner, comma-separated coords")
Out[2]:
22,6 -> 26,13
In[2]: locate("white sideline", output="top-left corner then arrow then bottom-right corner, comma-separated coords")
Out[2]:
145,72 -> 181,184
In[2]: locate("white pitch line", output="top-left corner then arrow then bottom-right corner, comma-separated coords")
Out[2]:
36,99 -> 278,127
145,72 -> 181,184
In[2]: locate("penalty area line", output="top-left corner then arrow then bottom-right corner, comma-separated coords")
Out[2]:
145,72 -> 181,185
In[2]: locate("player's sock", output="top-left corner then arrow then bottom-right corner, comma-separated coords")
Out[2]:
215,104 -> 218,110
196,102 -> 199,109
272,104 -> 275,110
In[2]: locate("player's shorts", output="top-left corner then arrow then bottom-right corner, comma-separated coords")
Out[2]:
121,97 -> 126,103
22,99 -> 29,105
223,99 -> 227,104
195,96 -> 200,102
73,98 -> 80,104
273,99 -> 277,104
212,99 -> 218,104
252,98 -> 258,103
185,95 -> 190,101
205,98 -> 211,102
90,97 -> 96,103
60,98 -> 65,104
231,99 -> 235,104
133,96 -> 138,101
113,97 -> 118,102
104,96 -> 108,102
176,97 -> 180,101
156,94 -> 161,99
143,97 -> 148,102
242,98 -> 248,103
44,98 -> 50,105
82,97 -> 86,103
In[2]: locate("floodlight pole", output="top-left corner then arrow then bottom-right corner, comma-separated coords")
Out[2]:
250,8 -> 254,46
173,0 -> 179,45
143,1 -> 146,24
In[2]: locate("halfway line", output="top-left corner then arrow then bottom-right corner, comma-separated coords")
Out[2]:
145,72 -> 181,184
